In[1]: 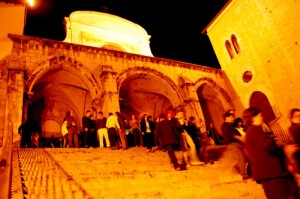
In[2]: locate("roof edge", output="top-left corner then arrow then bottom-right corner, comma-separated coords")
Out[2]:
201,0 -> 234,35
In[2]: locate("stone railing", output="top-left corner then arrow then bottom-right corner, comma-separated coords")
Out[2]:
0,121 -> 13,199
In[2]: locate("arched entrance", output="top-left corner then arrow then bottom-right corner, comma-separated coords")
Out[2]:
249,91 -> 292,145
249,91 -> 276,125
27,68 -> 92,139
118,72 -> 181,120
197,83 -> 226,134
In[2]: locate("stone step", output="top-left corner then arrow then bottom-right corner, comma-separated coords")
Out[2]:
13,147 -> 266,199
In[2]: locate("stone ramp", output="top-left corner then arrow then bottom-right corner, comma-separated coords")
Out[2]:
12,147 -> 265,199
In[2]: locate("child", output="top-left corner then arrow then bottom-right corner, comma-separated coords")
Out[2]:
31,132 -> 39,148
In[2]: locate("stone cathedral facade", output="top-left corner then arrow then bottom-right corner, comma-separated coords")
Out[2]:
1,0 -> 298,145
0,8 -> 239,143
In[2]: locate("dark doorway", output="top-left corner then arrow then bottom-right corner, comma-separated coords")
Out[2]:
197,83 -> 224,134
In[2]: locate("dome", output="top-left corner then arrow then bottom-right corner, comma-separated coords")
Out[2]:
64,11 -> 153,56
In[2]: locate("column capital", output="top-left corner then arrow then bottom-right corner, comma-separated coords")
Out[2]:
99,65 -> 117,78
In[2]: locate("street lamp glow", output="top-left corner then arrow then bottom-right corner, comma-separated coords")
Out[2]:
27,0 -> 34,7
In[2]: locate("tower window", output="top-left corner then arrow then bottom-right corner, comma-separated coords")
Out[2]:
231,34 -> 241,54
225,40 -> 234,59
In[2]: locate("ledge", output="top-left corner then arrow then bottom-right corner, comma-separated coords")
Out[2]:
8,34 -> 222,75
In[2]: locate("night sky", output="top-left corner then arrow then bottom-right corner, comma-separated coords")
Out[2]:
24,0 -> 228,69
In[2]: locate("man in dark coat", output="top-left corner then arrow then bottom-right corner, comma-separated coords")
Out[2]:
18,120 -> 32,148
82,110 -> 92,147
66,110 -> 79,148
155,113 -> 181,171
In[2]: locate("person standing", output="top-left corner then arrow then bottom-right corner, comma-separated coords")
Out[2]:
18,120 -> 32,148
61,118 -> 69,148
96,112 -> 110,148
187,116 -> 201,154
129,115 -> 143,147
66,110 -> 79,148
207,123 -> 223,145
115,112 -> 127,150
243,107 -> 298,199
31,132 -> 39,148
175,111 -> 203,166
155,113 -> 181,171
82,110 -> 93,148
90,111 -> 98,147
221,110 -> 248,179
140,114 -> 155,152
288,108 -> 300,188
106,112 -> 120,150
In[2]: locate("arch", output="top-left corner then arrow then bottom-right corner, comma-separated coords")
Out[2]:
195,77 -> 234,134
100,42 -> 126,52
26,55 -> 101,98
249,91 -> 276,124
225,40 -> 234,59
41,119 -> 61,137
116,67 -> 183,106
195,77 -> 234,108
231,34 -> 241,54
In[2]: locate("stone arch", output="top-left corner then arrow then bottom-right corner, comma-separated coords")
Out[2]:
195,77 -> 234,133
26,55 -> 101,98
117,67 -> 183,104
100,42 -> 126,52
27,82 -> 83,138
116,67 -> 183,117
195,77 -> 234,107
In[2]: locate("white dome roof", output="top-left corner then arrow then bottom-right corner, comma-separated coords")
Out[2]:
69,11 -> 149,37
64,11 -> 153,56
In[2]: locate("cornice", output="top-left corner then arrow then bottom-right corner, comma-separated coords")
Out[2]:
8,33 -> 222,75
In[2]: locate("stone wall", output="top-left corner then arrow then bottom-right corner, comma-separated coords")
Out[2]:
205,0 -> 300,136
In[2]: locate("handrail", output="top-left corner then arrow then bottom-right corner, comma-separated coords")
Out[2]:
0,121 -> 13,199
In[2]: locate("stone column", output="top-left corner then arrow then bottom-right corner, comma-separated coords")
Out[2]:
7,69 -> 25,143
178,76 -> 205,129
100,70 -> 120,115
0,76 -> 7,147
22,92 -> 34,123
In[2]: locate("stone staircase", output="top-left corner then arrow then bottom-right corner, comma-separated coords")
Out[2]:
11,146 -> 266,199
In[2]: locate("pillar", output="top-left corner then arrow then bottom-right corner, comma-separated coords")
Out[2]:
100,70 -> 120,115
22,91 -> 33,123
7,69 -> 25,143
178,75 -> 206,131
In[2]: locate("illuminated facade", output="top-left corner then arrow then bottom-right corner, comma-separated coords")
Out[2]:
203,0 -> 300,142
0,9 -> 242,140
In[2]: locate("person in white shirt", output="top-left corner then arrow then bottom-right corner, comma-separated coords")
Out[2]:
106,112 -> 120,150
61,119 -> 68,147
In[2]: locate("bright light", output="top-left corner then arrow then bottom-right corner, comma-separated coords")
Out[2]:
27,0 -> 34,7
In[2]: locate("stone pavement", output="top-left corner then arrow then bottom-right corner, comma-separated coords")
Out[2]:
11,147 -> 266,199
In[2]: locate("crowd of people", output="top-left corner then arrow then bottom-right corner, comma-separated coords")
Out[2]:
60,109 -> 220,164
18,107 -> 300,198
220,108 -> 300,199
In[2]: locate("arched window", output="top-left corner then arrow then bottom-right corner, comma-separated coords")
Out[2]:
225,40 -> 234,59
231,34 -> 241,54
